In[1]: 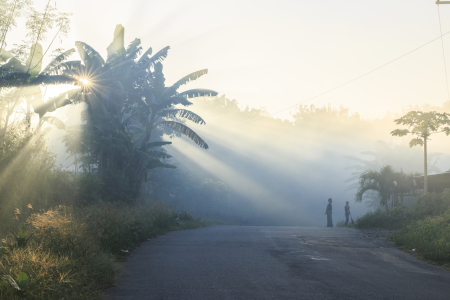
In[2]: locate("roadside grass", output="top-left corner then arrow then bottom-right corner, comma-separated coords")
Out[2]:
355,207 -> 408,230
355,189 -> 450,268
0,202 -> 206,299
387,211 -> 450,268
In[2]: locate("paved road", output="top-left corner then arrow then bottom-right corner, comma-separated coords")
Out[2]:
105,226 -> 450,299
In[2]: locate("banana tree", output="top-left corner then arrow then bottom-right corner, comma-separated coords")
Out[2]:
126,62 -> 217,153
0,44 -> 78,88
0,44 -> 80,136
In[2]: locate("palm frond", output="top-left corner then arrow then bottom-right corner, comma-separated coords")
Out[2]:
126,38 -> 142,59
156,96 -> 193,110
355,180 -> 380,202
33,88 -> 79,117
127,125 -> 145,133
0,72 -> 30,87
75,41 -> 105,70
162,121 -> 209,149
41,49 -> 76,75
0,57 -> 25,73
138,46 -> 169,69
137,46 -> 152,65
163,69 -> 208,98
178,89 -> 217,99
159,109 -> 205,124
60,61 -> 84,77
145,141 -> 172,149
145,157 -> 176,170
127,38 -> 141,52
146,149 -> 172,159
40,116 -> 66,130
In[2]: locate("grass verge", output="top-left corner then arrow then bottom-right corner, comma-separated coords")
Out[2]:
354,189 -> 450,268
0,202 -> 207,299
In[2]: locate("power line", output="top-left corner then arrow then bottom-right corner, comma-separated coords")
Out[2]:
437,4 -> 450,101
266,29 -> 450,118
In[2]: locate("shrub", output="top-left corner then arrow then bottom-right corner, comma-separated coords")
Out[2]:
413,189 -> 450,219
389,210 -> 450,262
1,205 -> 120,299
0,201 -> 206,298
355,207 -> 408,229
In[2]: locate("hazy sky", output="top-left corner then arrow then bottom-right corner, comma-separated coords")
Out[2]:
9,0 -> 450,120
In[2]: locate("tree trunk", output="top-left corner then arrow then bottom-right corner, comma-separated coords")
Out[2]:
424,137 -> 428,194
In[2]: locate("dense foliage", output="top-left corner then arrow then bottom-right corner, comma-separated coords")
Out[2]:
355,165 -> 419,213
0,203 -> 204,299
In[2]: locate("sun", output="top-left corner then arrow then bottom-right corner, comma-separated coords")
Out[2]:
80,78 -> 89,85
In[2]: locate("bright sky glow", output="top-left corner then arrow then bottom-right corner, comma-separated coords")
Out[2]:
8,0 -> 450,120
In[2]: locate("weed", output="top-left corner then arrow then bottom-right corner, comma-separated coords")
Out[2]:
388,210 -> 450,262
355,208 -> 407,229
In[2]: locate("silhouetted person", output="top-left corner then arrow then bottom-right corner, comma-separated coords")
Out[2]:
344,201 -> 350,226
325,198 -> 333,227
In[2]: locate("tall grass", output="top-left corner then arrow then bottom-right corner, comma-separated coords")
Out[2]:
388,211 -> 450,262
0,202 -> 205,299
355,206 -> 409,229
355,189 -> 450,266
355,190 -> 450,230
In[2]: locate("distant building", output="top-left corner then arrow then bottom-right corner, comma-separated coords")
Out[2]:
415,171 -> 450,193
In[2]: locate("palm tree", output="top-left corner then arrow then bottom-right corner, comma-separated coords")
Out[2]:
355,165 -> 396,213
391,111 -> 450,193
356,165 -> 419,213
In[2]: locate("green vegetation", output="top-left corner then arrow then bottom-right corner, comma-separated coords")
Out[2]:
391,111 -> 450,193
0,7 -> 216,298
354,188 -> 450,267
355,165 -> 418,213
0,203 -> 204,299
355,207 -> 408,229
352,110 -> 450,267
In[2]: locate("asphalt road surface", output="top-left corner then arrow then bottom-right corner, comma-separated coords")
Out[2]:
105,226 -> 450,300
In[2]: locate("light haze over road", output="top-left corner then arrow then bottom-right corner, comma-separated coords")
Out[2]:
105,226 -> 450,299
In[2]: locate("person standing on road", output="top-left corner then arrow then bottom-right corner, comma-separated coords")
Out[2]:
344,201 -> 350,226
325,198 -> 333,227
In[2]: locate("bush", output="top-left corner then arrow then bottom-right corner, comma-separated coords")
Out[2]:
355,207 -> 408,229
389,210 -> 450,262
0,201 -> 208,299
413,189 -> 450,219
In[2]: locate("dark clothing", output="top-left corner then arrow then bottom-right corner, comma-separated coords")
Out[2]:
326,203 -> 333,227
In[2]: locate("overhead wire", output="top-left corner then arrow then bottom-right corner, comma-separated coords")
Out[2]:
264,29 -> 450,119
437,4 -> 450,101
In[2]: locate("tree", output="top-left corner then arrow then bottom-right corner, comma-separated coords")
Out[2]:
1,0 -> 72,88
344,141 -> 441,208
391,111 -> 450,193
125,62 -> 215,153
355,165 -> 417,213
356,165 -> 396,213
55,25 -> 217,203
